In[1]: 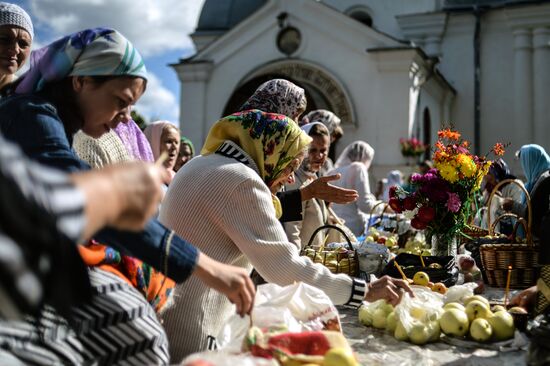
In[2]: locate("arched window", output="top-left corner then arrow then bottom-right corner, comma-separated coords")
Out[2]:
346,6 -> 373,27
423,107 -> 431,161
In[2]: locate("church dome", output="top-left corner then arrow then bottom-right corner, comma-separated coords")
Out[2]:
196,0 -> 268,31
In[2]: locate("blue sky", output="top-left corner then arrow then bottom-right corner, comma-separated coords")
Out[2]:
11,0 -> 205,124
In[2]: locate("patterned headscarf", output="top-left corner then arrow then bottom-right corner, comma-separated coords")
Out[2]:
16,27 -> 147,94
113,120 -> 154,163
519,144 -> 550,193
335,141 -> 375,170
240,79 -> 306,120
301,109 -> 341,134
202,109 -> 312,218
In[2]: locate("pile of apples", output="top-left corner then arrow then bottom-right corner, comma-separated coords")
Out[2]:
396,236 -> 431,256
364,227 -> 399,251
358,292 -> 518,345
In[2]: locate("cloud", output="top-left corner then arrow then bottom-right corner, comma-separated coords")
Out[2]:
28,0 -> 205,56
134,72 -> 178,123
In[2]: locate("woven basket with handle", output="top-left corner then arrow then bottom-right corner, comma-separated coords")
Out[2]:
479,179 -> 539,289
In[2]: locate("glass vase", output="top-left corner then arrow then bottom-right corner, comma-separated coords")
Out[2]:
431,234 -> 457,257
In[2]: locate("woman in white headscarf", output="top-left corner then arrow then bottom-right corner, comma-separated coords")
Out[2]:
328,141 -> 385,236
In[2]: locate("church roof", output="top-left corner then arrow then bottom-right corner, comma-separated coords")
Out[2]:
195,0 -> 267,32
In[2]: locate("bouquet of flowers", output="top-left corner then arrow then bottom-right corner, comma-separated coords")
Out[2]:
400,137 -> 428,157
390,128 -> 505,255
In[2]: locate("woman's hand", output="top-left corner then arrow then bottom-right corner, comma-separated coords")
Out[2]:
193,253 -> 255,317
509,285 -> 537,310
301,174 -> 358,204
365,275 -> 414,306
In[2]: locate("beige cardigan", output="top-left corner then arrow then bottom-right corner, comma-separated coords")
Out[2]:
158,141 -> 358,362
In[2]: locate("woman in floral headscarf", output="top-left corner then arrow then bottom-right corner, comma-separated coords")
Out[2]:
159,80 -> 412,362
328,141 -> 385,235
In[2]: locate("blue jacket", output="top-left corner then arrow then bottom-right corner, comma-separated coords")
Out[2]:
0,94 -> 198,283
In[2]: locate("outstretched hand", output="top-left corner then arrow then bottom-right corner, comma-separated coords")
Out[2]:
193,253 -> 255,317
301,174 -> 358,204
365,275 -> 414,306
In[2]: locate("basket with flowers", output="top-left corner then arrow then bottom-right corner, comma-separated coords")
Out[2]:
390,128 -> 506,256
399,137 -> 428,157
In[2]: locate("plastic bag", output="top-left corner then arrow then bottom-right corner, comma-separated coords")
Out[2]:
394,286 -> 444,332
355,241 -> 390,276
182,351 -> 278,366
443,282 -> 477,304
217,282 -> 341,351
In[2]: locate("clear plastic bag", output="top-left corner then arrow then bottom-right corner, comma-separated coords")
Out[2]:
217,282 -> 340,351
394,286 -> 444,333
182,351 -> 278,366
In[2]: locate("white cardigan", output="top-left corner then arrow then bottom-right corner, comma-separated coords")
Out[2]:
158,141 -> 357,362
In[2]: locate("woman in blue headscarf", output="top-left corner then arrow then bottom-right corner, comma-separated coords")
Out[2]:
0,28 -> 254,365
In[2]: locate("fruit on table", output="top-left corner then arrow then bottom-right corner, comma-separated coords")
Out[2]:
394,320 -> 409,341
488,310 -> 515,341
410,306 -> 427,320
323,347 -> 358,366
358,305 -> 374,326
465,300 -> 492,322
470,318 -> 493,342
443,302 -> 466,312
372,308 -> 389,329
386,312 -> 397,333
413,271 -> 430,286
409,321 -> 431,345
458,256 -> 476,271
428,263 -> 443,269
508,306 -> 528,315
432,282 -> 447,295
492,305 -> 507,313
463,295 -> 490,307
440,308 -> 469,337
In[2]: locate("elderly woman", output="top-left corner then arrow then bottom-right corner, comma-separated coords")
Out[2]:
0,2 -> 32,91
284,122 -> 334,249
328,141 -> 385,236
0,28 -> 253,364
144,121 -> 180,181
174,135 -> 195,171
159,80 -> 412,362
301,109 -> 342,174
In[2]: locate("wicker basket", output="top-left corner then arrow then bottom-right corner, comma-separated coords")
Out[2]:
365,201 -> 401,235
301,224 -> 359,277
480,179 -> 539,289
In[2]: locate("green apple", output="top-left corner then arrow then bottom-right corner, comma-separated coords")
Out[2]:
394,320 -> 409,341
465,300 -> 492,322
410,306 -> 427,320
386,312 -> 397,333
409,321 -> 431,345
444,302 -> 466,312
463,295 -> 490,307
323,347 -> 358,366
488,311 -> 515,341
365,235 -> 375,243
428,320 -> 441,342
358,305 -> 374,326
492,305 -> 507,313
372,308 -> 388,329
470,318 -> 493,342
440,309 -> 469,337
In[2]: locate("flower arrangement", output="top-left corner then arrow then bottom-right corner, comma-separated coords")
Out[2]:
390,128 -> 506,255
400,137 -> 428,157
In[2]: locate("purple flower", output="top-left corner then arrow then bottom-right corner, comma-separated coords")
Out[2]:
446,192 -> 462,213
411,173 -> 423,183
420,177 -> 449,203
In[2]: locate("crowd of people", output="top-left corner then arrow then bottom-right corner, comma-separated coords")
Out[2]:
0,3 -> 413,364
2,3 -> 549,364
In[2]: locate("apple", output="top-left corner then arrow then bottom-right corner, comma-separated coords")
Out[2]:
508,306 -> 528,315
458,255 -> 476,271
372,308 -> 388,329
358,305 -> 374,326
413,271 -> 430,286
409,321 -> 431,345
440,309 -> 469,337
394,320 -> 409,341
488,311 -> 515,341
465,300 -> 492,322
463,295 -> 490,307
469,318 -> 493,342
365,235 -> 375,243
491,305 -> 507,313
323,347 -> 358,366
428,320 -> 441,342
410,307 -> 427,320
377,237 -> 387,245
444,302 -> 466,312
386,312 -> 397,333
185,360 -> 214,366
432,282 -> 448,295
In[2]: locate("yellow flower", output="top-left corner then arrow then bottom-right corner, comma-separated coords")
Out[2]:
473,161 -> 492,191
457,154 -> 476,178
437,162 -> 460,183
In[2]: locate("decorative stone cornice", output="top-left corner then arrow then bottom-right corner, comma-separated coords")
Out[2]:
396,12 -> 448,40
171,61 -> 214,82
504,3 -> 550,30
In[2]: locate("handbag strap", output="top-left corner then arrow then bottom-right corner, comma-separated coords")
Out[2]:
306,224 -> 353,250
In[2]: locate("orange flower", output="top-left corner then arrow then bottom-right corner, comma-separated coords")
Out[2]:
462,141 -> 470,148
435,141 -> 445,151
438,128 -> 461,141
492,143 -> 505,156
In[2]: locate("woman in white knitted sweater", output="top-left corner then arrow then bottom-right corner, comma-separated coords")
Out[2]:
159,79 -> 412,362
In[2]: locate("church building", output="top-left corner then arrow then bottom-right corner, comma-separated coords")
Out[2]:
172,0 -> 550,179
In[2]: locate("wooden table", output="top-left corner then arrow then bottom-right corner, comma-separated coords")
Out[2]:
337,303 -> 529,366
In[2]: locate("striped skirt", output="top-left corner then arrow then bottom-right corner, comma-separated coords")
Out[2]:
0,268 -> 169,365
